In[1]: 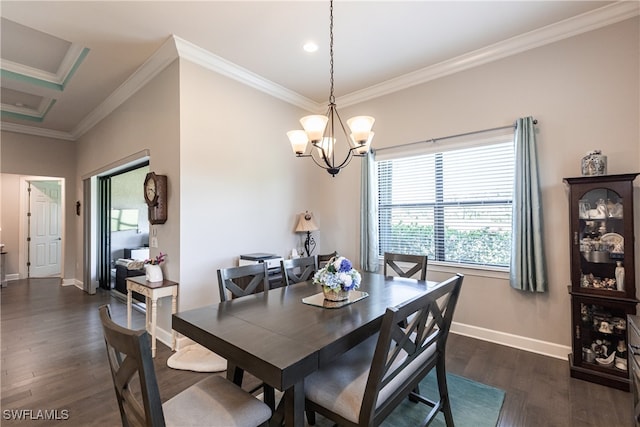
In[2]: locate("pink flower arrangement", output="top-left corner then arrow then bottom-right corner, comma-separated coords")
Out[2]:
145,252 -> 166,265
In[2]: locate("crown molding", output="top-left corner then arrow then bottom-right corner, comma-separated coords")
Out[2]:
6,1 -> 637,141
70,34 -> 319,140
0,44 -> 89,92
338,1 -> 639,107
1,96 -> 55,120
173,36 -> 319,112
1,121 -> 75,141
70,36 -> 179,139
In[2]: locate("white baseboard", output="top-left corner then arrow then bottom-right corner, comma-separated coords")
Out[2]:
62,278 -> 79,287
6,275 -> 82,289
451,321 -> 570,360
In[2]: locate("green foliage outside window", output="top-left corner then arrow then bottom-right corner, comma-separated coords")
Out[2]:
382,222 -> 511,267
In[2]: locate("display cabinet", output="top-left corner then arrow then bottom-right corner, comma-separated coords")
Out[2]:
564,173 -> 639,390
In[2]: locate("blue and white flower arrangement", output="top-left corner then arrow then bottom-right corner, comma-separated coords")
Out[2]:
313,255 -> 361,292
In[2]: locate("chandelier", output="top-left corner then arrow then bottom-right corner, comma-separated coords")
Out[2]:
287,0 -> 375,177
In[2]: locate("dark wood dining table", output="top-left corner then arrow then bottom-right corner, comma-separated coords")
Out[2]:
172,272 -> 436,427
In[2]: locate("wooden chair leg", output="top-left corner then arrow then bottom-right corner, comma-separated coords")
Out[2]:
229,363 -> 276,413
227,362 -> 244,386
264,385 -> 276,412
436,361 -> 454,426
305,409 -> 316,425
269,398 -> 285,427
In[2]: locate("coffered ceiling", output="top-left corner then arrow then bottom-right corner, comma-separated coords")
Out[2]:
1,1 -> 637,141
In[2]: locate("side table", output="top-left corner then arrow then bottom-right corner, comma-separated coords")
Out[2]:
126,276 -> 178,358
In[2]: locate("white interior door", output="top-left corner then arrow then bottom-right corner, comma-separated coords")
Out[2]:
29,181 -> 62,277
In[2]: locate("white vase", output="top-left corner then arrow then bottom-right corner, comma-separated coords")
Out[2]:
145,264 -> 163,282
615,261 -> 624,292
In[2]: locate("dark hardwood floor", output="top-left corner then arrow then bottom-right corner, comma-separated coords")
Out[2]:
0,278 -> 633,426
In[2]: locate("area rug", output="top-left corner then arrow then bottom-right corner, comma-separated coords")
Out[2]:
382,372 -> 504,427
313,371 -> 505,427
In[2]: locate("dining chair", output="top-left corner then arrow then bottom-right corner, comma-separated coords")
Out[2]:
317,251 -> 338,268
217,262 -> 270,301
304,274 -> 464,427
216,262 -> 276,410
383,252 -> 428,280
280,256 -> 318,286
98,304 -> 272,427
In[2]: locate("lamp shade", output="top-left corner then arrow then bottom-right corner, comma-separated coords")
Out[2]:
287,130 -> 309,155
300,115 -> 329,142
295,211 -> 319,232
314,137 -> 335,159
353,132 -> 374,154
347,116 -> 375,143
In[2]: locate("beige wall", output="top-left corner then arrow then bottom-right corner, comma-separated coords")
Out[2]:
75,57 -> 315,329
177,59 -> 314,311
0,174 -> 21,276
0,133 -> 77,279
76,60 -> 181,310
316,17 -> 640,352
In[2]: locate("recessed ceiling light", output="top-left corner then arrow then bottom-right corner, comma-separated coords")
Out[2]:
303,42 -> 318,53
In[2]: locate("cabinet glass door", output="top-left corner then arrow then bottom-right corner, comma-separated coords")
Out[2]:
576,187 -> 625,293
574,299 -> 628,376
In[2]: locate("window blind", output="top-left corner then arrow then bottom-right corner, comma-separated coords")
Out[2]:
377,140 -> 514,268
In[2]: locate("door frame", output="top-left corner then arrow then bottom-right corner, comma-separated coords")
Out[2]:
18,175 -> 65,279
82,151 -> 149,294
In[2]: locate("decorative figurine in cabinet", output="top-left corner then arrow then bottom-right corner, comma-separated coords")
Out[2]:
564,173 -> 639,391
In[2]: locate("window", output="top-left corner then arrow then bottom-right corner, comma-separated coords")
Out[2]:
110,208 -> 139,231
377,140 -> 514,268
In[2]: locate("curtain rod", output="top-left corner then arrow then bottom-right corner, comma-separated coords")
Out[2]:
375,119 -> 538,153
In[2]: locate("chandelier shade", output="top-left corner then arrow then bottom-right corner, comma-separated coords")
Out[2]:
300,115 -> 329,142
287,0 -> 375,177
347,116 -> 375,144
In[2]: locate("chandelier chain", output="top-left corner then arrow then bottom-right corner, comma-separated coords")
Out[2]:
287,0 -> 373,176
329,0 -> 335,104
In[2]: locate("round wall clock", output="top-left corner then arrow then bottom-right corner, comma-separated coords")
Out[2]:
144,172 -> 159,206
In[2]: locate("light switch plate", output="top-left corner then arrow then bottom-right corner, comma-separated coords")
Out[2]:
150,237 -> 158,248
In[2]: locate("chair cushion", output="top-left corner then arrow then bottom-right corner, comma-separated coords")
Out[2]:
167,344 -> 227,372
305,332 -> 436,423
163,375 -> 272,427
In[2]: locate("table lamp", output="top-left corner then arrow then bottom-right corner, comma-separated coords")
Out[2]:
295,211 -> 318,257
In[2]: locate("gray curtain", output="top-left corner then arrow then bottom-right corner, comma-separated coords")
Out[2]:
510,117 -> 547,292
360,150 -> 379,272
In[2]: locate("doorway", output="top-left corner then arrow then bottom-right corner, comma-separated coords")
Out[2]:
97,162 -> 149,291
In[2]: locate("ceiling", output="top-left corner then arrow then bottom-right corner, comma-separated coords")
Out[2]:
1,1 -> 637,141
